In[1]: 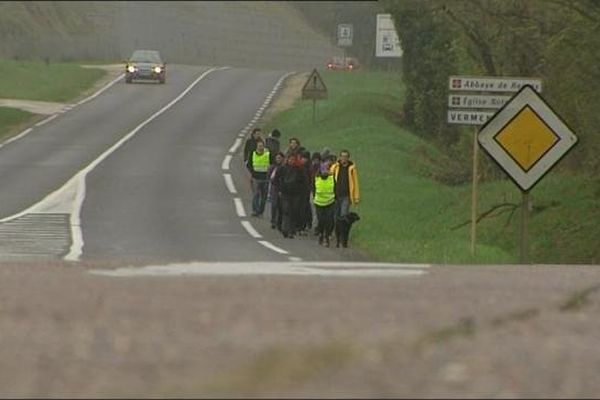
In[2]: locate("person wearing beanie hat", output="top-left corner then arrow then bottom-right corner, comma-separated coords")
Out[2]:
265,129 -> 281,160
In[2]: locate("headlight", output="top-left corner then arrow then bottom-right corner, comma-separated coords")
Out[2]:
127,65 -> 136,73
154,66 -> 162,73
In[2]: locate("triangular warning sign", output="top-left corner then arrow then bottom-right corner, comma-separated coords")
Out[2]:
302,68 -> 328,100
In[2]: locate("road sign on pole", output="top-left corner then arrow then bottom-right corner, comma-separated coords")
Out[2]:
478,84 -> 577,263
375,14 -> 402,57
449,75 -> 542,93
448,94 -> 512,109
447,74 -> 543,256
302,69 -> 328,124
478,85 -> 577,192
337,23 -> 353,47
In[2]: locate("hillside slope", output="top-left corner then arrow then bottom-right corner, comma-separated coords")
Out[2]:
0,1 -> 343,70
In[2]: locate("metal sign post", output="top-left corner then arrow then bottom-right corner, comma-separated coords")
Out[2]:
448,75 -> 543,257
302,69 -> 328,125
470,126 -> 479,255
478,85 -> 577,263
520,192 -> 530,264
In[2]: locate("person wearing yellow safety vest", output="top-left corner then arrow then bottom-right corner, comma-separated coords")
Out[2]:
246,140 -> 271,217
313,162 -> 336,247
329,149 -> 360,219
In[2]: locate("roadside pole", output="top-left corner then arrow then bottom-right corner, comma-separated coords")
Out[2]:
477,84 -> 578,265
448,75 -> 544,258
519,192 -> 530,263
470,127 -> 479,255
302,69 -> 327,123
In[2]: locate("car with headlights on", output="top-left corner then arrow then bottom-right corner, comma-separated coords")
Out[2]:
125,50 -> 166,84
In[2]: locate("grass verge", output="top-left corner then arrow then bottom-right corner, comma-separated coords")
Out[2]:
265,70 -> 598,264
0,107 -> 41,142
0,58 -> 105,102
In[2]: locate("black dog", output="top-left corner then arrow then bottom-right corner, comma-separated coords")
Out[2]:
335,212 -> 360,248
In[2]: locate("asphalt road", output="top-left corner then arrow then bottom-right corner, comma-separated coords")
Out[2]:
0,63 -> 369,263
1,65 -> 599,398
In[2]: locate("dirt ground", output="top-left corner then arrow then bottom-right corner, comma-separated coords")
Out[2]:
261,72 -> 309,124
0,261 -> 599,398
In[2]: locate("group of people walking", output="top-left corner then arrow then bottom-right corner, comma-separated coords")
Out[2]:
244,127 -> 360,247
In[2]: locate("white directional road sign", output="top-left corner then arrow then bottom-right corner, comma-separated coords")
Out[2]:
448,94 -> 512,109
447,110 -> 496,125
338,23 -> 353,47
478,85 -> 577,192
376,14 -> 402,57
449,75 -> 542,93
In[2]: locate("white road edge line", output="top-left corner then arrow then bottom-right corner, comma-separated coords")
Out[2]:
223,173 -> 237,194
233,198 -> 246,217
0,67 -> 227,262
258,240 -> 288,254
224,71 -> 295,256
221,154 -> 232,171
0,72 -> 125,151
241,220 -> 262,238
229,137 -> 242,153
75,73 -> 125,106
64,66 -> 227,260
34,114 -> 59,127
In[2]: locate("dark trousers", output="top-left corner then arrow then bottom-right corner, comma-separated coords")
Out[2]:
300,191 -> 312,230
335,196 -> 351,219
315,203 -> 335,239
281,194 -> 301,236
270,192 -> 282,229
251,178 -> 269,215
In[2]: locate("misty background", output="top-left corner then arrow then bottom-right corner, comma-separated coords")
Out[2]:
0,1 -> 392,71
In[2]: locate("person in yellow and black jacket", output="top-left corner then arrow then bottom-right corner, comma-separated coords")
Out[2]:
246,140 -> 270,217
313,161 -> 336,247
329,149 -> 360,219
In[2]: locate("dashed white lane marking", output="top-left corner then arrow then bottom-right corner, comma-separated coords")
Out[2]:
221,154 -> 232,170
258,240 -> 289,255
241,220 -> 262,239
0,128 -> 32,150
221,71 -> 297,258
89,261 -> 430,278
75,73 -> 125,106
34,114 -> 58,127
233,198 -> 246,217
229,138 -> 243,153
223,173 -> 237,194
0,67 -> 227,261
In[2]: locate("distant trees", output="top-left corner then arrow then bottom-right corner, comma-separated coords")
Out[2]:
384,0 -> 600,180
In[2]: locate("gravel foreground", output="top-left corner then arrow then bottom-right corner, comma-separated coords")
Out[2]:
0,261 -> 599,398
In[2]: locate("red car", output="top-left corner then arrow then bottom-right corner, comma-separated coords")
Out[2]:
326,57 -> 359,71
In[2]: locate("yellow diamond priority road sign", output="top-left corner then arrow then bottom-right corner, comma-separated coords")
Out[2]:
478,85 -> 577,192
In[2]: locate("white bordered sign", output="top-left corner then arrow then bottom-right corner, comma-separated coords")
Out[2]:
449,75 -> 543,93
375,14 -> 402,57
447,110 -> 496,125
448,94 -> 512,109
338,23 -> 353,47
478,85 -> 577,192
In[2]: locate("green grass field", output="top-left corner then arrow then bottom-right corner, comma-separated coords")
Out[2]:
0,58 -> 106,141
0,59 -> 105,102
0,107 -> 39,141
265,70 -> 597,264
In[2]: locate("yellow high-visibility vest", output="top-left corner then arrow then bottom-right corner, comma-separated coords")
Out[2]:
252,150 -> 270,172
314,175 -> 335,206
